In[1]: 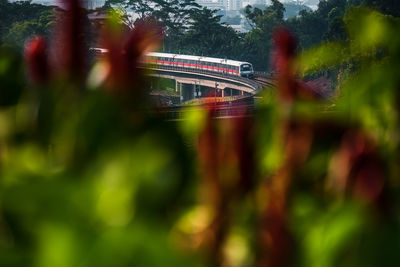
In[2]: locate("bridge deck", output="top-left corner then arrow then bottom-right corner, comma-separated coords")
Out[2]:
142,65 -> 262,93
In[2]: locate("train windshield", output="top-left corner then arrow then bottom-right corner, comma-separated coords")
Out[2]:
240,64 -> 252,71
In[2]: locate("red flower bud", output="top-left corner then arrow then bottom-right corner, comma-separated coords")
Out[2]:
24,36 -> 49,85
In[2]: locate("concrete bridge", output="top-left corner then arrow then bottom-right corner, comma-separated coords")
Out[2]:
143,65 -> 262,103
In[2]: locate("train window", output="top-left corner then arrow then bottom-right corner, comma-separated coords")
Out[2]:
241,64 -> 251,71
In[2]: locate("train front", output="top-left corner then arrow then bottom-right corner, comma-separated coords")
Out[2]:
239,63 -> 254,78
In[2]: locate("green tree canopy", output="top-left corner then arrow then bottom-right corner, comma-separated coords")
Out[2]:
0,0 -> 54,49
177,7 -> 240,58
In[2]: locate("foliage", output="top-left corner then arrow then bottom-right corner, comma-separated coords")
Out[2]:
176,8 -> 240,58
0,0 -> 54,48
1,3 -> 400,267
242,0 -> 285,69
282,2 -> 312,19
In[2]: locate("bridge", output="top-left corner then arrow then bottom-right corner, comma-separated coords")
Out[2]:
142,65 -> 273,104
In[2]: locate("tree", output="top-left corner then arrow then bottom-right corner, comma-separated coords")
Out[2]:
104,0 -> 154,19
151,0 -> 200,52
104,0 -> 201,52
362,0 -> 400,17
0,1 -> 54,49
178,8 -> 240,58
242,0 -> 286,70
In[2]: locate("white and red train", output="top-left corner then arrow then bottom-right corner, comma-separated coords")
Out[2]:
146,52 -> 254,78
90,48 -> 254,78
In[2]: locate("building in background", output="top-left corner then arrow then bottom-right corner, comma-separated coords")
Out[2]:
226,0 -> 242,11
198,0 -> 225,10
82,0 -> 105,9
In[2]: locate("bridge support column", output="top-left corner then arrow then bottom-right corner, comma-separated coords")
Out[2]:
181,83 -> 194,102
197,86 -> 202,98
177,82 -> 183,103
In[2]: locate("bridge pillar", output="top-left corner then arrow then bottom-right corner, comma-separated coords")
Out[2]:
197,85 -> 202,98
176,82 -> 184,103
181,83 -> 194,102
193,83 -> 197,98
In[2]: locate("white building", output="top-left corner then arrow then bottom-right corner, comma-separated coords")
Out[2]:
198,0 -> 225,10
197,0 -> 244,11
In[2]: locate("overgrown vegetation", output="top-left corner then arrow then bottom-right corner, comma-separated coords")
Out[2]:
1,0 -> 399,70
0,0 -> 54,48
1,1 -> 400,266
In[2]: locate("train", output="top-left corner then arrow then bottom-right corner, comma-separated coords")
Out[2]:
146,52 -> 254,78
89,48 -> 254,78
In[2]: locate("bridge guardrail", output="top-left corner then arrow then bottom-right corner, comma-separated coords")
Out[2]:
254,71 -> 275,79
142,64 -> 261,92
182,95 -> 253,106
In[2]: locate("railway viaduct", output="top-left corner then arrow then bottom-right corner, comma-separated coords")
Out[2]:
143,65 -> 269,103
